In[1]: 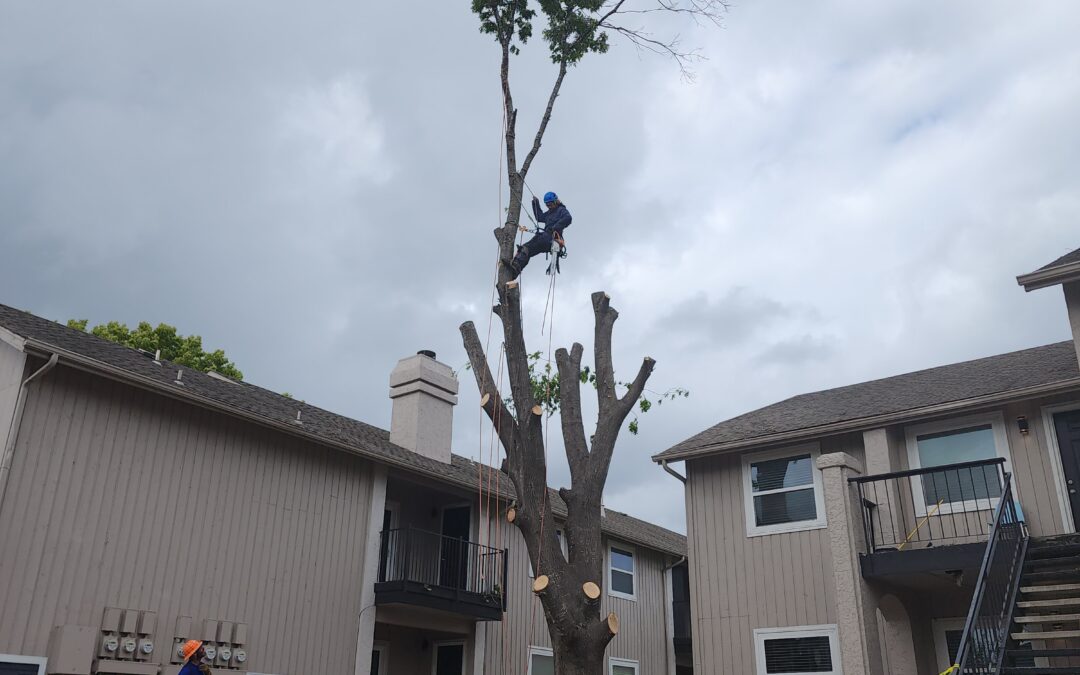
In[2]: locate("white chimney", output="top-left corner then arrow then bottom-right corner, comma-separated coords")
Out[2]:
389,350 -> 458,463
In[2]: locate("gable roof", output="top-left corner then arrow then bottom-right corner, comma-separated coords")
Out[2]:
1018,245 -> 1080,291
0,303 -> 685,557
654,341 -> 1080,462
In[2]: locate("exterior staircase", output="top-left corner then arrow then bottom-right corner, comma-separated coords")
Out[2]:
1002,535 -> 1080,674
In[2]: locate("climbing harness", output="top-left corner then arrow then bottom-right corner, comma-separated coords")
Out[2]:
546,231 -> 568,276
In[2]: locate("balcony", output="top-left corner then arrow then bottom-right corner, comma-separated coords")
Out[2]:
849,458 -> 1010,578
375,526 -> 507,621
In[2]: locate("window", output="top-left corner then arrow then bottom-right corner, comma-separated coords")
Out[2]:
742,445 -> 827,536
753,625 -> 839,675
609,657 -> 639,675
528,647 -> 554,675
529,529 -> 567,577
0,655 -> 47,675
608,543 -> 636,601
905,414 -> 1012,515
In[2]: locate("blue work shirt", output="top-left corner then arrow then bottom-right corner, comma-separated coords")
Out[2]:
178,661 -> 203,675
532,200 -> 571,237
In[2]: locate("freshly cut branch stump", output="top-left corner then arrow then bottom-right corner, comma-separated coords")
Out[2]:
533,575 -> 550,594
480,393 -> 491,407
607,612 -> 620,636
506,507 -> 517,523
583,582 -> 601,601
531,404 -> 544,416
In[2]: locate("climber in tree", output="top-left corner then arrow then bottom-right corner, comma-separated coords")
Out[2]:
504,191 -> 571,278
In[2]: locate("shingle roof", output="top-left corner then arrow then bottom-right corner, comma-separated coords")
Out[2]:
0,303 -> 685,557
1036,246 -> 1080,272
654,341 -> 1080,462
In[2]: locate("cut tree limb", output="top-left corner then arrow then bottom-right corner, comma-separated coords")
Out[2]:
607,612 -> 620,635
583,581 -> 601,601
533,575 -> 550,594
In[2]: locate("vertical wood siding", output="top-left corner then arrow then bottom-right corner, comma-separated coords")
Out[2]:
685,451 -> 838,674
480,507 -> 674,674
0,366 -> 375,674
0,341 -> 27,454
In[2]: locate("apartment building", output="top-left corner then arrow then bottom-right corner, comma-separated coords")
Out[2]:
0,303 -> 688,675
654,246 -> 1080,675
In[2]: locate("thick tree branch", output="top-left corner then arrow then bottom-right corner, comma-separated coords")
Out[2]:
520,60 -> 568,181
460,321 -> 518,453
591,292 -> 619,411
555,343 -> 589,481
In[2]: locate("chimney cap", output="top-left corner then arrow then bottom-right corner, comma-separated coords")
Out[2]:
417,349 -> 437,359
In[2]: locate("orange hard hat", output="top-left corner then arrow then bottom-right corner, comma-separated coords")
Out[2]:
180,639 -> 203,661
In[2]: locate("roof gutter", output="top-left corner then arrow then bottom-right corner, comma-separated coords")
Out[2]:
653,375 -> 1080,463
0,352 -> 59,511
1017,261 -> 1080,292
661,459 -> 686,484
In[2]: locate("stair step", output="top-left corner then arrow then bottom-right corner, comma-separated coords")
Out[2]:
1010,647 -> 1080,658
1014,613 -> 1080,623
1011,629 -> 1080,640
1027,555 -> 1080,569
1018,598 -> 1080,610
1022,584 -> 1080,594
1023,568 -> 1080,583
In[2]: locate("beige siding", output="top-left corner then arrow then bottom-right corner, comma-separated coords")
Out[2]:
685,451 -> 838,674
0,340 -> 27,456
0,365 -> 376,674
480,507 -> 674,674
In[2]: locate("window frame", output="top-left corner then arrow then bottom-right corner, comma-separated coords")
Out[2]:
931,617 -> 965,672
527,646 -> 554,675
609,657 -> 640,675
371,641 -> 389,675
904,412 -> 1013,517
607,541 -> 637,602
430,640 -> 466,675
753,624 -> 841,675
742,444 -> 827,537
0,655 -> 48,675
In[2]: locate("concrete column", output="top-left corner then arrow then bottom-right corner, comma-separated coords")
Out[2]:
1064,281 -> 1080,366
471,622 -> 486,675
354,463 -> 389,675
861,429 -> 899,547
877,595 -> 918,675
816,452 -> 883,675
663,565 -> 677,675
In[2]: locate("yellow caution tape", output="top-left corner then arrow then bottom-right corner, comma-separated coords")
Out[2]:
938,664 -> 958,675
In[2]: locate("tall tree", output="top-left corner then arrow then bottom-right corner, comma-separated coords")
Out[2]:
67,319 -> 244,380
461,2 -> 723,673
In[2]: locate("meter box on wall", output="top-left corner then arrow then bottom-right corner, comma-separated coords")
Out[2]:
95,607 -> 157,673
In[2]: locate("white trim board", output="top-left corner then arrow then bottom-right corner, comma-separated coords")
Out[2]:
742,444 -> 827,537
609,657 -> 639,674
527,646 -> 553,675
753,624 -> 842,675
0,655 -> 47,675
1041,400 -> 1080,534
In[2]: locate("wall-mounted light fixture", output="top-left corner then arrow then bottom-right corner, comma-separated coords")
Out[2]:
1017,416 -> 1030,434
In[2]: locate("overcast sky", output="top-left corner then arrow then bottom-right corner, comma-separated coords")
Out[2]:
2,1 -> 1079,533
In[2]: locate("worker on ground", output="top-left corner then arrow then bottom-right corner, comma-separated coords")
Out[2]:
504,191 -> 571,278
179,639 -> 211,675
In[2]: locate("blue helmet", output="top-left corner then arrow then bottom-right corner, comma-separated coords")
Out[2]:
543,191 -> 558,204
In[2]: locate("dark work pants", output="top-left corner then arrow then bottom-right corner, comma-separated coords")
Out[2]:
513,232 -> 554,272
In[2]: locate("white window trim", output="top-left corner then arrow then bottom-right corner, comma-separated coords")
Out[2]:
742,444 -> 827,537
1040,401 -> 1080,534
431,640 -> 466,675
932,617 -> 965,672
904,412 -> 1013,517
609,657 -> 639,674
607,541 -> 637,602
527,646 -> 554,675
372,641 -> 389,675
753,624 -> 841,675
529,528 -> 568,578
0,655 -> 47,675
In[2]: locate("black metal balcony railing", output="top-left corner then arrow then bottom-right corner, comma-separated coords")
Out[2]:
378,527 -> 507,611
850,458 -> 1008,553
954,474 -> 1028,673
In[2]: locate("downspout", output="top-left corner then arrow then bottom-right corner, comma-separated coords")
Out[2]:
0,353 -> 59,511
661,459 -> 686,484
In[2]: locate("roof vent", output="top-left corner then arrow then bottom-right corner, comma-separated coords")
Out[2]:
417,350 -> 437,359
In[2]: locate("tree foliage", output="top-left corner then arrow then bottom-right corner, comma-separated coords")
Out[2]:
67,319 -> 243,380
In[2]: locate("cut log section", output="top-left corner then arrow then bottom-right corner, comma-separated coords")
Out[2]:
533,575 -> 550,594
607,612 -> 620,635
506,507 -> 517,523
583,582 -> 601,601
